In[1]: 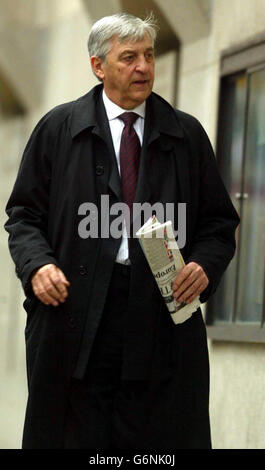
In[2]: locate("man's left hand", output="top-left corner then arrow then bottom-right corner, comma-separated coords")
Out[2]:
172,262 -> 209,304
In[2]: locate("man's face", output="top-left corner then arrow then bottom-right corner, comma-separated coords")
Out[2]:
92,34 -> 155,109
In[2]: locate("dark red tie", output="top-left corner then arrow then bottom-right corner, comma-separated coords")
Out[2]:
119,112 -> 141,214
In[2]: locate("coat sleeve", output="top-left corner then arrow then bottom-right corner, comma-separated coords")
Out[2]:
185,118 -> 240,303
4,113 -> 60,297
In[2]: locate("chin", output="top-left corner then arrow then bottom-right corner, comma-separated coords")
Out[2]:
132,89 -> 152,103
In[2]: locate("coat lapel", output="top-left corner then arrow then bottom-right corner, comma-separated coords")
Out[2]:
70,84 -> 121,201
92,94 -> 122,201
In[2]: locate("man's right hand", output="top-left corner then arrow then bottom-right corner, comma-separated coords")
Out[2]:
31,263 -> 70,307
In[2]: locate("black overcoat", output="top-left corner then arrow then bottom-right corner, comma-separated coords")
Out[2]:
4,84 -> 239,448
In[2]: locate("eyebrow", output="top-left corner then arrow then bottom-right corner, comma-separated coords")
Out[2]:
119,47 -> 154,57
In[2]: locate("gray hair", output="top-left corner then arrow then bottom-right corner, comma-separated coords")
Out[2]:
88,12 -> 158,61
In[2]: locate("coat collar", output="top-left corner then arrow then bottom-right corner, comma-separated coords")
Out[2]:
70,84 -> 184,141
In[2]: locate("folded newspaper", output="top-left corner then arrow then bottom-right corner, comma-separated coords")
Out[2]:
136,216 -> 201,324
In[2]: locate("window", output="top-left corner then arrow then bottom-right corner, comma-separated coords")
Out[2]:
206,40 -> 265,343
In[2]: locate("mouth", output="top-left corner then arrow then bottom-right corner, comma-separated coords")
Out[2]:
131,80 -> 149,86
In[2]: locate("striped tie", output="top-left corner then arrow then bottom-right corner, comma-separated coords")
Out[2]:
119,112 -> 141,215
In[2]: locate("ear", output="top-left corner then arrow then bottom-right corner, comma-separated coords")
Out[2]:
90,56 -> 105,81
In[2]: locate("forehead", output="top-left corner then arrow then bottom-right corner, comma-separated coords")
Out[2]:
108,34 -> 154,55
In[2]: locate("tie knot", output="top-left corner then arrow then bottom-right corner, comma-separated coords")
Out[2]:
118,112 -> 139,127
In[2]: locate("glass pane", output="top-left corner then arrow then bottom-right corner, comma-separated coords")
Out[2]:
208,74 -> 246,323
235,68 -> 265,322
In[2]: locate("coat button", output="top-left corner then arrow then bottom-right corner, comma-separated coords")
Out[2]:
68,316 -> 76,328
79,265 -> 87,275
95,165 -> 104,176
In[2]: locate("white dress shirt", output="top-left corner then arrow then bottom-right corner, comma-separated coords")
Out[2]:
102,89 -> 146,264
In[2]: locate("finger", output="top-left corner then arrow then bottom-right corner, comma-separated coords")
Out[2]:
40,291 -> 60,307
173,269 -> 198,298
38,270 -> 65,304
181,276 -> 209,304
175,278 -> 203,303
173,265 -> 194,290
32,277 -> 59,306
31,264 -> 69,306
55,268 -> 70,292
56,267 -> 70,286
49,268 -> 69,300
184,281 -> 207,304
173,263 -> 208,293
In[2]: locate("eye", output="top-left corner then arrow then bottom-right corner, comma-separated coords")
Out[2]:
123,55 -> 134,62
145,52 -> 154,61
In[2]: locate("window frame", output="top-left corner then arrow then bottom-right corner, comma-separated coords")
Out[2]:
206,36 -> 265,344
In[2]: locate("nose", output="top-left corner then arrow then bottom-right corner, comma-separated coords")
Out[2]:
135,54 -> 150,73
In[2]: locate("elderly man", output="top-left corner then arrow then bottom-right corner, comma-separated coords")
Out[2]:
5,13 -> 239,449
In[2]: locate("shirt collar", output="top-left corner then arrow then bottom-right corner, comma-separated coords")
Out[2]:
102,89 -> 146,121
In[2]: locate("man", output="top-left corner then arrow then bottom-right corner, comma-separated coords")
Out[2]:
4,13 -> 239,449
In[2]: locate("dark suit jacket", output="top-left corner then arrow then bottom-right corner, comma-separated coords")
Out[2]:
4,84 -> 239,447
